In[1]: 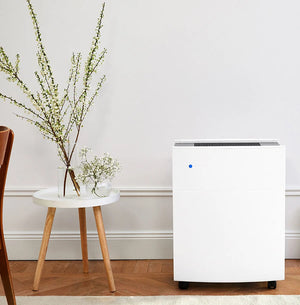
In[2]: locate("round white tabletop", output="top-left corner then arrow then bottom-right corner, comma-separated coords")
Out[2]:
33,187 -> 120,208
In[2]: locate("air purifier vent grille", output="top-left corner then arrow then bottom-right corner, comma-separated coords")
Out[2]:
174,141 -> 279,147
194,142 -> 260,146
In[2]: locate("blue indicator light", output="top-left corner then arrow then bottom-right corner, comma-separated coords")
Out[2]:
189,164 -> 192,168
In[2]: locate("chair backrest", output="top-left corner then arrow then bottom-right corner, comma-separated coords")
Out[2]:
0,127 -> 14,209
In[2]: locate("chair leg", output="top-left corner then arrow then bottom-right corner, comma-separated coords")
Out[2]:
0,246 -> 16,305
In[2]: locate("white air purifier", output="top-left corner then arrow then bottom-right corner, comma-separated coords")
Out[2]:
172,140 -> 285,289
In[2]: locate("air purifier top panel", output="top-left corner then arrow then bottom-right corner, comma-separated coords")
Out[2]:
174,139 -> 280,147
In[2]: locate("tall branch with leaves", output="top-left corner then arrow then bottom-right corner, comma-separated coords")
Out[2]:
0,0 -> 107,196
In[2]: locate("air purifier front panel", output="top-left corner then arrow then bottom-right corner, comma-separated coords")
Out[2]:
173,140 -> 285,283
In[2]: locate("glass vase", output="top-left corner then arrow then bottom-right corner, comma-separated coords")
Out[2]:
57,143 -> 81,198
57,166 -> 80,198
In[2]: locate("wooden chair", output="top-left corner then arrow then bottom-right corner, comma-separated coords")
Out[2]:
0,126 -> 16,305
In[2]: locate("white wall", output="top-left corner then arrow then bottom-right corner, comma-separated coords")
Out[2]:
1,0 -> 300,259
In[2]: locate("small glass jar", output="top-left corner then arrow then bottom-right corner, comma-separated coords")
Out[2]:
86,180 -> 112,197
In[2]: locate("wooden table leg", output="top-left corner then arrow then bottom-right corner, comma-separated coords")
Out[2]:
93,206 -> 116,292
78,208 -> 89,273
33,207 -> 56,291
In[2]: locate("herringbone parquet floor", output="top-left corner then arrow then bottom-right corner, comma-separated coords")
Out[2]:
0,260 -> 299,296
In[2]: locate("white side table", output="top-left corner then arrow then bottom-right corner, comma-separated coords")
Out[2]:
32,187 -> 120,292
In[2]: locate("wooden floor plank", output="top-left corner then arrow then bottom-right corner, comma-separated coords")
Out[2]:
161,262 -> 173,273
0,260 -> 299,296
121,260 -> 137,274
134,261 -> 148,274
110,261 -> 124,274
147,262 -> 162,273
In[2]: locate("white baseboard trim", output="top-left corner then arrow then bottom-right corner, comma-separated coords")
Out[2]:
4,187 -> 300,260
285,231 -> 300,259
4,231 -> 300,260
5,231 -> 173,260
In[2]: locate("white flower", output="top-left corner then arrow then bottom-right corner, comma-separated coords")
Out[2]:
77,147 -> 120,187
